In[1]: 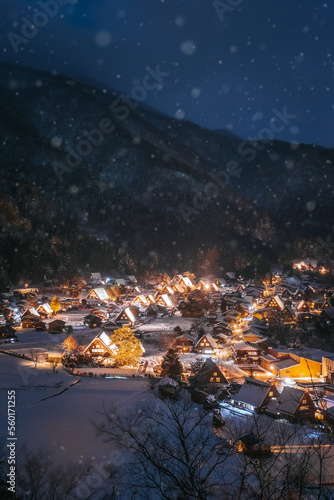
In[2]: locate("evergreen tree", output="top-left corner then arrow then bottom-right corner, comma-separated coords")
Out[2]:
161,349 -> 183,378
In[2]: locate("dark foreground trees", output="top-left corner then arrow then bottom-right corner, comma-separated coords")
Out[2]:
94,396 -> 236,499
94,392 -> 334,500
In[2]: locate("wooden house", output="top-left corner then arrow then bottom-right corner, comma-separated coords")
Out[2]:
294,289 -> 305,301
21,308 -> 40,328
230,378 -> 278,412
155,294 -> 174,309
87,288 -> 109,303
116,307 -> 139,325
35,321 -> 46,331
84,314 -> 103,328
37,303 -> 53,319
132,295 -> 150,307
194,334 -> 217,355
170,274 -> 194,289
48,320 -> 66,334
21,307 -> 40,320
237,433 -> 271,458
173,334 -> 195,353
297,301 -> 310,313
194,359 -> 228,390
233,341 -> 262,363
159,285 -> 174,295
84,331 -> 117,359
266,295 -> 284,310
281,288 -> 293,299
0,326 -> 17,340
90,272 -> 103,284
266,386 -> 315,421
282,305 -> 298,324
145,303 -> 165,317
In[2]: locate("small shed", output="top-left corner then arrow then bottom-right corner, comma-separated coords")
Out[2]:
48,320 -> 66,334
157,377 -> 180,399
237,433 -> 271,458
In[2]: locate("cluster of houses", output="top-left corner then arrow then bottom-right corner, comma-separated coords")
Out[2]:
2,269 -> 334,422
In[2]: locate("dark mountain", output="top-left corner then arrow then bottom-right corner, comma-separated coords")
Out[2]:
0,63 -> 333,285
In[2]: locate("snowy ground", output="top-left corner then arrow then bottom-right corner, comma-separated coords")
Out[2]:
0,353 -> 152,467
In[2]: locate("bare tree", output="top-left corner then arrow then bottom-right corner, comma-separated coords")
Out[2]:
94,394 -> 238,499
17,446 -> 89,500
48,357 -> 58,374
29,349 -> 44,368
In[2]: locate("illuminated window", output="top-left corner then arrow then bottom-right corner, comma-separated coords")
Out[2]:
210,377 -> 213,382
216,378 -> 220,382
213,372 -> 217,376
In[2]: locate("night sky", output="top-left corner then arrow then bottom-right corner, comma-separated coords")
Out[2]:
1,0 -> 333,147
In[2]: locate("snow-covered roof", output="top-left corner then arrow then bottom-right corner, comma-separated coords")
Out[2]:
95,288 -> 109,301
91,273 -> 102,280
160,294 -> 173,307
196,334 -> 217,349
273,359 -> 300,370
125,307 -> 136,323
157,377 -> 179,386
276,387 -> 307,415
268,295 -> 284,310
37,303 -> 53,314
233,378 -> 272,408
99,331 -> 112,347
233,341 -> 260,352
182,276 -> 193,288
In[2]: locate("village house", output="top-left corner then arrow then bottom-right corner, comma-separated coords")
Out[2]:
322,355 -> 334,383
116,306 -> 139,326
236,433 -> 271,458
87,288 -> 109,303
282,305 -> 298,324
89,272 -> 103,285
230,378 -> 278,412
170,274 -> 194,290
266,295 -> 284,310
194,334 -> 217,355
48,319 -> 66,334
155,294 -> 174,309
84,314 -> 103,328
0,325 -> 17,341
21,308 -> 40,328
193,359 -> 228,391
36,303 -> 53,319
268,347 -> 334,380
145,303 -> 165,317
84,331 -> 118,359
132,295 -> 150,307
266,386 -> 315,421
173,334 -> 195,353
233,341 -> 262,364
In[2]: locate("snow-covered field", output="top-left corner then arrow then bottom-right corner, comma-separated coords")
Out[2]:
0,353 -> 151,467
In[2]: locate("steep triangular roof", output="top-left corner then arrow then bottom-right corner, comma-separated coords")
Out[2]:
232,378 -> 272,408
196,359 -> 228,384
